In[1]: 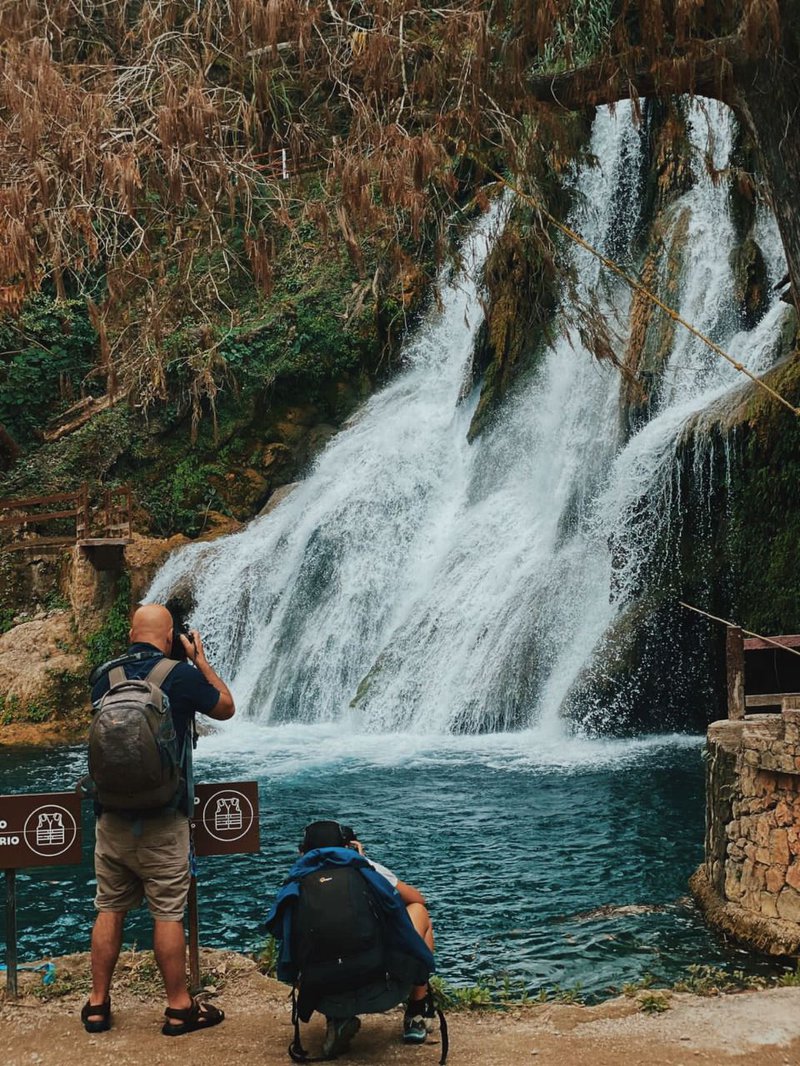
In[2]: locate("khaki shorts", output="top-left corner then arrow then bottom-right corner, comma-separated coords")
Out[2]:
94,811 -> 190,923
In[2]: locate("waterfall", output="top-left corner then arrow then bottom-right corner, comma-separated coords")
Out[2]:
149,100 -> 791,735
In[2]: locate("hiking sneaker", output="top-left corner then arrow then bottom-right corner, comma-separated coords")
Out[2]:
323,1015 -> 361,1058
403,989 -> 436,1045
402,1013 -> 429,1044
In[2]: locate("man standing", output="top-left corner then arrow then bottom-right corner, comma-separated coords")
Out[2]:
81,603 -> 235,1036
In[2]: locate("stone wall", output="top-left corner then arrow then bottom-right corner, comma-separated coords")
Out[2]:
691,704 -> 800,955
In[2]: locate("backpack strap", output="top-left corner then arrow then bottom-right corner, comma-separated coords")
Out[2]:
145,657 -> 194,813
145,658 -> 179,688
287,986 -> 337,1063
437,1002 -> 449,1065
288,987 -> 312,1062
108,666 -> 127,687
89,650 -> 162,687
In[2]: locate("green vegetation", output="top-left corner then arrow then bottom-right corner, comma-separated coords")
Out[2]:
0,694 -> 21,725
254,936 -> 279,979
637,991 -> 671,1014
536,0 -> 615,73
0,208 -> 406,537
430,975 -> 587,1010
430,976 -> 495,1010
0,294 -> 99,446
32,968 -> 89,1000
621,973 -> 657,996
0,605 -> 15,636
85,573 -> 131,669
141,457 -> 229,538
672,965 -> 768,995
0,692 -> 52,725
0,665 -> 85,725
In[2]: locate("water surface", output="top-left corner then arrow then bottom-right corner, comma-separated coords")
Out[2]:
0,725 -> 778,998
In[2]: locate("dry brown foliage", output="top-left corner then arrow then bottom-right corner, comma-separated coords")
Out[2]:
0,0 -> 786,416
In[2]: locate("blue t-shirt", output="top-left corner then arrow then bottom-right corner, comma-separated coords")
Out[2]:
90,641 -> 221,752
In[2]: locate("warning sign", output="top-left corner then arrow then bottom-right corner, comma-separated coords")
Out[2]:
191,781 -> 259,857
0,792 -> 82,869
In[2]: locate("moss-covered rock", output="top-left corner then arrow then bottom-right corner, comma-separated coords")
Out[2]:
730,237 -> 770,330
569,330 -> 800,735
564,596 -> 725,736
464,206 -> 560,441
621,205 -> 689,435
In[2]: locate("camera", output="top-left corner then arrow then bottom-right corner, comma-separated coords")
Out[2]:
166,603 -> 195,661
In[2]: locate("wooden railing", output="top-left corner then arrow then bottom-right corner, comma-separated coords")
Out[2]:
101,485 -> 132,542
0,484 -> 131,552
0,487 -> 90,549
726,627 -> 800,719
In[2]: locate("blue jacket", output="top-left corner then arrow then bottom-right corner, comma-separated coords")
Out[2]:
265,848 -> 435,984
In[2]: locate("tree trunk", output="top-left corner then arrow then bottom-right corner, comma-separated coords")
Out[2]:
0,424 -> 20,471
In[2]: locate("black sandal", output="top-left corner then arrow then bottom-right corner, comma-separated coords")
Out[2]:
81,998 -> 112,1033
162,995 -> 225,1037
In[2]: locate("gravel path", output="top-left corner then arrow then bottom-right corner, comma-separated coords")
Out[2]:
2,950 -> 800,1066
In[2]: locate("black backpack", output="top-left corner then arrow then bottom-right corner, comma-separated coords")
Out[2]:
288,863 -> 447,1063
294,865 -> 386,1004
88,658 -> 188,813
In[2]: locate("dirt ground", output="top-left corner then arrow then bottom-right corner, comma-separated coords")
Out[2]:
3,950 -> 800,1066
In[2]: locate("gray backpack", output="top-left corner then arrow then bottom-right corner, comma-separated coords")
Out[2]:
88,659 -> 184,812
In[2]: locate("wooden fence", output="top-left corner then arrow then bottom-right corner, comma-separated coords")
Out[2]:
0,484 -> 131,552
726,627 -> 800,719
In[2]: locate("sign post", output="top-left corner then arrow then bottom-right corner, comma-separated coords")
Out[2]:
0,792 -> 83,997
188,781 -> 260,992
5,870 -> 17,997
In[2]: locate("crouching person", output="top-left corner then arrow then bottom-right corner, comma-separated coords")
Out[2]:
266,820 -> 448,1062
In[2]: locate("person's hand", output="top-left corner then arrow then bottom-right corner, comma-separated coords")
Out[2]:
180,629 -> 205,665
350,839 -> 365,855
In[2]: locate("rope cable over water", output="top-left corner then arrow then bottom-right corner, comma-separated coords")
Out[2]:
478,164 -> 800,420
679,601 -> 800,660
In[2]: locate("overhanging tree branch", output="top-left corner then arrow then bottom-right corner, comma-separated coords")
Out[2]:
526,36 -> 749,110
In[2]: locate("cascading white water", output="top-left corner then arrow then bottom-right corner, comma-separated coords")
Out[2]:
149,99 -> 792,735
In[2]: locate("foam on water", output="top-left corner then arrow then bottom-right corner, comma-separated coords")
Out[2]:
192,718 -> 704,779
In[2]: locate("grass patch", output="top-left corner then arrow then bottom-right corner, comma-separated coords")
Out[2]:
638,991 -> 671,1014
622,973 -> 658,996
672,965 -> 768,996
430,976 -> 495,1010
32,967 -> 90,1000
115,949 -> 164,998
430,975 -> 585,1010
254,936 -> 279,978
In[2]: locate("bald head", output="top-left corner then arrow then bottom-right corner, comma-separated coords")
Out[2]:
130,603 -> 173,654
